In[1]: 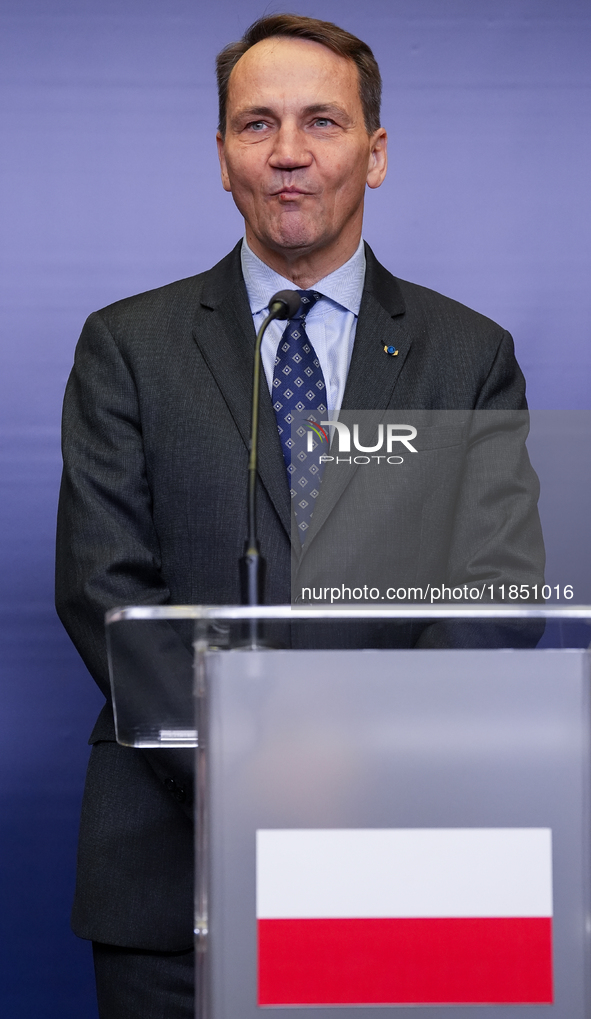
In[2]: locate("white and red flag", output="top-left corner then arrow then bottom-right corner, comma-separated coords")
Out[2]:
256,828 -> 553,1006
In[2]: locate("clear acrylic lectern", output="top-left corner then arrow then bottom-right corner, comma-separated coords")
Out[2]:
106,604 -> 591,1019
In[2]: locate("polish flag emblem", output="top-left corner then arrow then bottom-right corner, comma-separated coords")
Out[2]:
256,828 -> 553,1006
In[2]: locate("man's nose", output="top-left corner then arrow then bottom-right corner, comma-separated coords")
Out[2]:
269,123 -> 312,169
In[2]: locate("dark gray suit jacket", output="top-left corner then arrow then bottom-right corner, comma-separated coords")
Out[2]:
56,241 -> 543,949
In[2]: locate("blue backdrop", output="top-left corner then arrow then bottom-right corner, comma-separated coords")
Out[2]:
1,1 -> 590,1013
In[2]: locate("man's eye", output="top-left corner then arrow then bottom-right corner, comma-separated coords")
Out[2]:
313,118 -> 333,128
247,121 -> 267,132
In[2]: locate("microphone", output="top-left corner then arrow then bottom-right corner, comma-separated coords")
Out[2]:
268,289 -> 301,320
240,289 -> 300,621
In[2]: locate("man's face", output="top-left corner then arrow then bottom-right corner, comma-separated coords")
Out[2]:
217,36 -> 387,259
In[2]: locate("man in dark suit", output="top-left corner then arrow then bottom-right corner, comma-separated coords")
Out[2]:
56,14 -> 543,1018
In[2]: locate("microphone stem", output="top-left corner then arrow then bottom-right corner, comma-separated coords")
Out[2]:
242,310 -> 276,614
247,311 -> 273,552
240,289 -> 300,625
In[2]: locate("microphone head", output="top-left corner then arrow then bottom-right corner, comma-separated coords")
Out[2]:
268,289 -> 301,320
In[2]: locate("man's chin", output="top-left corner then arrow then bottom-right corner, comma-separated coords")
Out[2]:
263,223 -> 327,257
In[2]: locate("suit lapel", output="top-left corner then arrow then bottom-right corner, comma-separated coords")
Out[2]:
302,246 -> 413,550
341,258 -> 411,409
192,244 -> 291,538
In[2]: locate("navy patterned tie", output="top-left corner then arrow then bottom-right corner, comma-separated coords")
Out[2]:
272,290 -> 328,541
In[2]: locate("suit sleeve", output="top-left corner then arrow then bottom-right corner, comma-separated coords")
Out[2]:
474,329 -> 528,410
56,310 -> 194,812
415,329 -> 545,649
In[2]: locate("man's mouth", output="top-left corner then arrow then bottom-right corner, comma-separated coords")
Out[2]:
271,187 -> 313,201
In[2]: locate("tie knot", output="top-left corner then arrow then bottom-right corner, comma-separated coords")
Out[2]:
293,290 -> 322,320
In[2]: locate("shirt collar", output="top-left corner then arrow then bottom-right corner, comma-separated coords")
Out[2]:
241,235 -> 366,317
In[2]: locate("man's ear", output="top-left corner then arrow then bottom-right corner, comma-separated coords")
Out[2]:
366,127 -> 388,190
216,131 -> 232,193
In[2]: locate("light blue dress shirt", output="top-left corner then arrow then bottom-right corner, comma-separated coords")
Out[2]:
240,236 -> 366,413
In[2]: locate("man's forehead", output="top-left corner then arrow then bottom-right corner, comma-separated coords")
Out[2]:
227,35 -> 359,109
